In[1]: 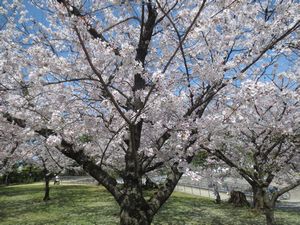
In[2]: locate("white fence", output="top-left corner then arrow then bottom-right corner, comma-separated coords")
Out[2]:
60,175 -> 293,201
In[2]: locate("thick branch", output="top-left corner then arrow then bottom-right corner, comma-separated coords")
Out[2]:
133,1 -> 158,91
135,1 -> 158,65
3,112 -> 123,203
274,179 -> 300,200
200,144 -> 255,185
148,163 -> 182,214
58,140 -> 123,203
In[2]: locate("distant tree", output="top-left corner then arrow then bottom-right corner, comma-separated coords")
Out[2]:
24,139 -> 73,201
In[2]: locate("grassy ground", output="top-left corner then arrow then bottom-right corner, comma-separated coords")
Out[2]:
0,183 -> 299,225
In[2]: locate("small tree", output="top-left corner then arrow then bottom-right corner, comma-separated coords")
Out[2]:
25,139 -> 72,201
1,132 -> 72,201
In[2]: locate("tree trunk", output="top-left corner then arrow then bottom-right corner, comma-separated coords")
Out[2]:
252,185 -> 276,225
119,181 -> 153,225
213,184 -> 221,204
215,191 -> 221,204
228,191 -> 250,207
5,174 -> 9,186
265,208 -> 276,225
120,203 -> 153,225
118,124 -> 154,224
43,175 -> 50,201
252,185 -> 264,210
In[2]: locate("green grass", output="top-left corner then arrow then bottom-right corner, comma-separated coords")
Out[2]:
0,183 -> 299,225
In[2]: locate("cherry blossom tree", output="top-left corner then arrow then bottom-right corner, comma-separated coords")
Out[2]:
29,139 -> 72,201
199,80 -> 300,225
0,130 -> 72,200
1,0 -> 300,224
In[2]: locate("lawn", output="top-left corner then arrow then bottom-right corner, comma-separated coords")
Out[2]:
0,183 -> 299,225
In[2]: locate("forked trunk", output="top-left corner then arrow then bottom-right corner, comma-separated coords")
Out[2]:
43,175 -> 50,201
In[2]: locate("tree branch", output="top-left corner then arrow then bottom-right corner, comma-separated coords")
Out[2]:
74,26 -> 131,124
163,0 -> 207,73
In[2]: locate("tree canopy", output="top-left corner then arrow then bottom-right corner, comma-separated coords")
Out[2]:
0,1 -> 299,224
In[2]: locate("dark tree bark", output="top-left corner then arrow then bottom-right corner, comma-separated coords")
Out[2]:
43,174 -> 51,201
264,207 -> 276,225
119,189 -> 153,225
5,174 -> 9,186
120,209 -> 152,225
251,185 -> 278,225
41,157 -> 53,202
252,185 -> 265,210
251,184 -> 278,225
263,194 -> 277,225
213,184 -> 221,204
118,123 -> 154,225
228,191 -> 250,207
215,191 -> 221,204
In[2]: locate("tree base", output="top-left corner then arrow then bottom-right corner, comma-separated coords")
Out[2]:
43,196 -> 50,201
228,191 -> 250,207
215,194 -> 221,204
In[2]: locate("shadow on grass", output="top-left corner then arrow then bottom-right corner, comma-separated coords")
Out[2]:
0,184 -> 299,225
153,194 -> 300,225
0,184 -> 119,225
